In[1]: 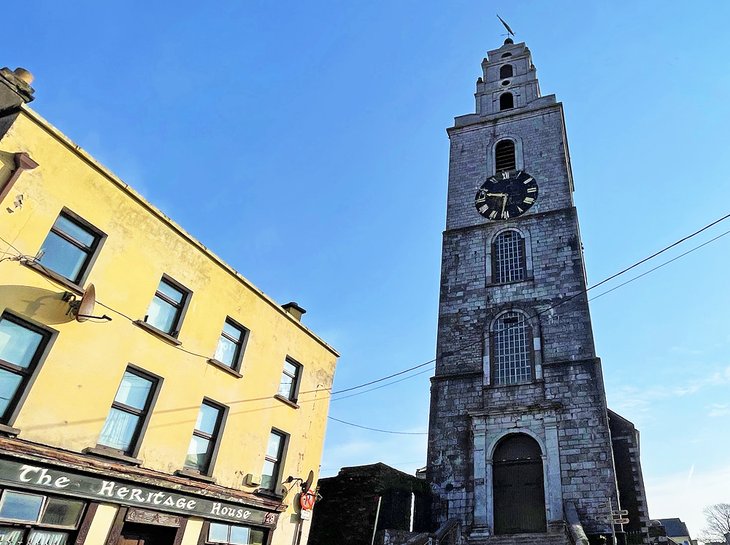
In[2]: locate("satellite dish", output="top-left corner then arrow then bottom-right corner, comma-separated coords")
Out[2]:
66,284 -> 110,322
302,469 -> 314,492
75,284 -> 96,322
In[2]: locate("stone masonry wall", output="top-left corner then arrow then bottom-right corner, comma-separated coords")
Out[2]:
428,89 -> 620,538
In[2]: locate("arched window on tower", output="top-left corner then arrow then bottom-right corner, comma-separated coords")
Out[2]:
491,311 -> 533,385
499,64 -> 513,79
493,230 -> 525,283
500,92 -> 514,110
494,139 -> 516,172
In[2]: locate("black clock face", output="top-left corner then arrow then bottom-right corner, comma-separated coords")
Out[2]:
475,170 -> 538,220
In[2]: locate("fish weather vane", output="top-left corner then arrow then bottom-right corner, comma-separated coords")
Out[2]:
496,14 -> 515,38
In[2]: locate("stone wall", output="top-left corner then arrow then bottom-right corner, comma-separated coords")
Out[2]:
308,463 -> 431,545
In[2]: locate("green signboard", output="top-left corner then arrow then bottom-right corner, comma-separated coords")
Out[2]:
0,458 -> 279,528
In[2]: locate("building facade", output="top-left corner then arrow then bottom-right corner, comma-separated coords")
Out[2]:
426,39 -> 647,544
308,463 -> 431,545
0,67 -> 338,545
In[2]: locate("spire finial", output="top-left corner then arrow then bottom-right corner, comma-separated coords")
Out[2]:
496,14 -> 515,42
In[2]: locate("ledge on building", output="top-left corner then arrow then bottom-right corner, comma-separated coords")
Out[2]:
0,424 -> 20,437
174,468 -> 217,484
206,358 -> 243,378
253,488 -> 284,501
132,320 -> 182,346
83,446 -> 142,466
273,394 -> 299,409
22,261 -> 84,295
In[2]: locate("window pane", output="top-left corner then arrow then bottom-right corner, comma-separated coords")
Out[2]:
214,336 -> 238,366
184,435 -> 211,471
0,491 -> 43,521
0,369 -> 23,418
248,529 -> 265,545
157,281 -> 184,304
41,498 -> 85,528
208,523 -> 229,543
260,461 -> 275,490
266,433 -> 282,459
0,318 -> 44,368
229,526 -> 250,545
222,322 -> 242,341
196,404 -> 221,434
283,361 -> 297,377
0,527 -> 24,545
277,375 -> 293,399
98,408 -> 140,451
27,530 -> 69,545
115,372 -> 153,410
39,231 -> 88,282
146,297 -> 178,333
53,216 -> 95,247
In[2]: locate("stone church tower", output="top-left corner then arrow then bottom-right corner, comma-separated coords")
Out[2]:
426,38 -> 646,544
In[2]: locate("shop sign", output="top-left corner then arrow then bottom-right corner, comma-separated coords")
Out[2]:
0,458 -> 279,528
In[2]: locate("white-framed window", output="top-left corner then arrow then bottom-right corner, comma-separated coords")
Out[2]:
0,490 -> 86,545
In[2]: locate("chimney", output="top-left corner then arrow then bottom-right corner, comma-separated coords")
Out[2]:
282,302 -> 306,322
0,67 -> 35,110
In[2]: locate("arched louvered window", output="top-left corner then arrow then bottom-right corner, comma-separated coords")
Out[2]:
500,64 -> 513,79
491,311 -> 532,385
493,230 -> 525,283
494,140 -> 516,172
500,93 -> 514,110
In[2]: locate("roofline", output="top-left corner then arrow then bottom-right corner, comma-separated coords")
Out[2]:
17,104 -> 339,357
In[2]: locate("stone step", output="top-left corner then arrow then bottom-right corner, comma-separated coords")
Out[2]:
468,532 -> 571,545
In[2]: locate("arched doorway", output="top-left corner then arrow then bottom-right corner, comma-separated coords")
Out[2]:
493,434 -> 546,534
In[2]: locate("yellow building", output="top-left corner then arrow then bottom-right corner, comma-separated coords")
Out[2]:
0,67 -> 338,545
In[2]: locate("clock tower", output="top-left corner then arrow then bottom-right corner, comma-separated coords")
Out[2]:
427,38 -> 624,543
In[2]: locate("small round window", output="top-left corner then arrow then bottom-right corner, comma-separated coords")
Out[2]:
502,80 -> 510,86
501,52 -> 512,58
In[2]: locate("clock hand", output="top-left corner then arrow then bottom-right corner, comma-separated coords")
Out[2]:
500,195 -> 507,216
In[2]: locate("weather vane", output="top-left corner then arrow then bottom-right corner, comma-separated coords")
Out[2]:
496,14 -> 515,39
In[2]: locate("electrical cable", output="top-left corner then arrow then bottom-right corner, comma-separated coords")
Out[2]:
327,211 -> 730,397
330,365 -> 435,402
3,212 -> 730,406
327,416 -> 428,435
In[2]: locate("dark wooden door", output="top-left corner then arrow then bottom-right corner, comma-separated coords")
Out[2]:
492,434 -> 546,535
117,523 -> 176,545
493,459 -> 546,534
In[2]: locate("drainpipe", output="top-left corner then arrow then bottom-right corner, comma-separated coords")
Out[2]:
371,496 -> 382,545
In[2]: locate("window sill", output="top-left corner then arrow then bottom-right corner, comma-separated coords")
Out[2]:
22,261 -> 84,295
207,358 -> 243,378
273,394 -> 299,409
175,468 -> 217,483
133,320 -> 182,346
0,423 -> 20,437
83,446 -> 142,466
487,275 -> 534,288
254,488 -> 284,501
486,379 -> 544,389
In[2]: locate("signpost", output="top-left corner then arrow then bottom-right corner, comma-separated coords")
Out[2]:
595,501 -> 631,545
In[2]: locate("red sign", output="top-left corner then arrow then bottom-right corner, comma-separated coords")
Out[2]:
299,489 -> 316,511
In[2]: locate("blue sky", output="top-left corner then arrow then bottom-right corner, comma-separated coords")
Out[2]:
6,1 -> 730,539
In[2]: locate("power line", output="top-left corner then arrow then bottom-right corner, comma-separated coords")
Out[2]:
327,416 -> 428,435
3,212 -> 730,405
588,228 -> 730,303
327,211 -> 730,397
330,365 -> 434,402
